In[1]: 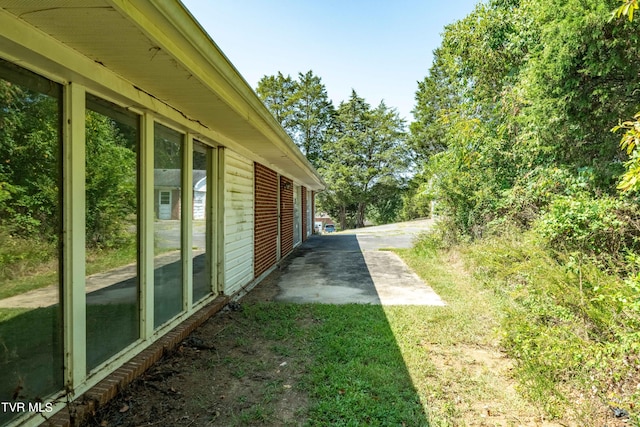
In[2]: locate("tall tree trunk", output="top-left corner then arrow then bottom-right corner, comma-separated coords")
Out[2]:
339,205 -> 347,230
356,202 -> 366,228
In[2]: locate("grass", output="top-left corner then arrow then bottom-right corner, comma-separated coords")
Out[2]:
242,230 -> 633,425
305,304 -> 428,426
199,238 -> 570,426
391,244 -> 545,425
461,231 -> 640,423
399,228 -> 640,424
232,302 -> 428,426
10,219 -> 638,425
234,279 -> 544,426
87,226 -> 628,426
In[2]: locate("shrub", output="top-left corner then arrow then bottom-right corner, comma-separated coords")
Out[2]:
400,180 -> 434,221
534,195 -> 640,260
466,232 -> 640,419
412,217 -> 465,255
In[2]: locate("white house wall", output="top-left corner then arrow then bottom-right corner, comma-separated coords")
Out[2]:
0,2 -> 324,425
223,150 -> 254,295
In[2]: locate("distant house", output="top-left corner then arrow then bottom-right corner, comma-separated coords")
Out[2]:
315,213 -> 336,230
153,169 -> 207,220
0,2 -> 324,426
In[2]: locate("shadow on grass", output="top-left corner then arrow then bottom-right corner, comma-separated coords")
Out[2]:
269,235 -> 431,425
304,303 -> 430,426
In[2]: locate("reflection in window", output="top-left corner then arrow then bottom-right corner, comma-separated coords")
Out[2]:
85,95 -> 140,371
0,59 -> 62,423
192,142 -> 211,302
154,123 -> 183,327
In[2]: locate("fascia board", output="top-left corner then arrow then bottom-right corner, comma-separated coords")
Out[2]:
112,0 -> 324,190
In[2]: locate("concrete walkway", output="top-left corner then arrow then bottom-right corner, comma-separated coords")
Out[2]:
274,219 -> 446,306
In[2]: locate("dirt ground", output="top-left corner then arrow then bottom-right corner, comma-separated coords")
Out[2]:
83,270 -> 310,427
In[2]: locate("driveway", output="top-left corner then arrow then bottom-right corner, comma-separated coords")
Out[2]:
273,219 -> 446,305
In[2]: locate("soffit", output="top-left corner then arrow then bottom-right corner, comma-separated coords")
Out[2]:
0,0 -> 324,190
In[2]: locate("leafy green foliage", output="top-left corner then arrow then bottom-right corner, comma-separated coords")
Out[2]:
256,71 -> 334,168
318,92 -> 408,228
613,112 -> 640,192
463,231 -> 640,420
292,71 -> 335,166
612,0 -> 639,20
256,72 -> 299,130
534,195 -> 640,258
404,3 -> 640,420
408,0 -> 640,237
257,72 -> 409,228
0,80 -> 60,237
399,177 -> 433,221
85,111 -> 137,249
366,177 -> 405,225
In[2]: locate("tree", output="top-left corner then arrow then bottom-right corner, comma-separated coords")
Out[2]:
85,111 -> 137,248
256,71 -> 334,168
611,0 -> 640,192
0,80 -> 61,237
256,72 -> 298,130
516,0 -> 640,179
0,76 -> 137,248
257,74 -> 407,228
407,0 -> 640,235
408,0 -> 531,233
291,71 -> 334,166
319,91 -> 407,228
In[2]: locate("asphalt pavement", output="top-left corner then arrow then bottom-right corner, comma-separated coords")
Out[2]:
274,219 -> 446,306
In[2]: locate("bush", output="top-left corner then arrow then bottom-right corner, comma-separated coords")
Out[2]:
399,181 -> 434,221
534,195 -> 640,260
466,232 -> 640,419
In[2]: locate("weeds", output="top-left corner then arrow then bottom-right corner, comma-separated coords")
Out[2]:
457,229 -> 640,422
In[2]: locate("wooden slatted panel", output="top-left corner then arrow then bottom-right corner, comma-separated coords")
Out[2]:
254,163 -> 278,278
224,150 -> 254,295
280,176 -> 293,258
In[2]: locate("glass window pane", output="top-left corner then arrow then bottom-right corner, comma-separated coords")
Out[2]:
154,123 -> 183,328
192,142 -> 210,302
0,59 -> 62,423
85,94 -> 140,371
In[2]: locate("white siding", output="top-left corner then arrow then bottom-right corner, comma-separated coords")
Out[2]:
223,150 -> 254,295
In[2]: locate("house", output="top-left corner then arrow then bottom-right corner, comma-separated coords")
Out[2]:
0,1 -> 324,426
315,213 -> 336,230
154,169 -> 207,220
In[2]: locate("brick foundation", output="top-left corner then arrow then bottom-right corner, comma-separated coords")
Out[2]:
40,296 -> 229,427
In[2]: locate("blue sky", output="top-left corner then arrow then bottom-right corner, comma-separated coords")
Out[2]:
181,1 -> 481,122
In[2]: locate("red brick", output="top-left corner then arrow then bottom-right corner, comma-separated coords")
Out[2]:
40,296 -> 229,427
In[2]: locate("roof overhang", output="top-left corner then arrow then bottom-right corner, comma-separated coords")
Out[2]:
0,0 -> 324,191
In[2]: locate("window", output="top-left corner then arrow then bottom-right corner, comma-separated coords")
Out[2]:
153,123 -> 184,328
85,94 -> 140,371
192,141 -> 211,302
0,59 -> 63,423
